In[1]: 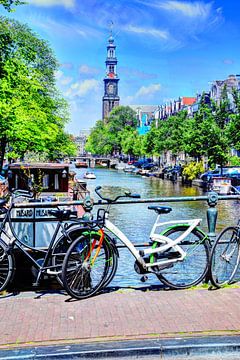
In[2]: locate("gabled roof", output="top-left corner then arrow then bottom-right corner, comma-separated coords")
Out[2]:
181,97 -> 196,106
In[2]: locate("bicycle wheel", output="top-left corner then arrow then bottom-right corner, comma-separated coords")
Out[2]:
62,234 -> 113,299
154,225 -> 210,289
0,239 -> 15,292
209,226 -> 240,288
52,229 -> 84,286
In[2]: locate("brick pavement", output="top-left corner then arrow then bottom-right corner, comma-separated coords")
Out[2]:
0,286 -> 240,349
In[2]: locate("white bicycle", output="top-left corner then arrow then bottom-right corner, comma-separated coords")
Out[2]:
62,186 -> 211,300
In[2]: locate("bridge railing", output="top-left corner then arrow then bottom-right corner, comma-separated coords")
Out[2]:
12,191 -> 240,243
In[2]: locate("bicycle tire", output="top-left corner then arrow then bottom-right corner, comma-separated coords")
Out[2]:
62,234 -> 113,299
209,226 -> 240,288
52,229 -> 85,286
0,239 -> 15,292
154,225 -> 210,289
52,230 -> 118,288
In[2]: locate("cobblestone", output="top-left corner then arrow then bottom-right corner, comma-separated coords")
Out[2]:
0,286 -> 240,349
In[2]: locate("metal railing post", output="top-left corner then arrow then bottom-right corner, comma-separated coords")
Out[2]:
207,191 -> 218,244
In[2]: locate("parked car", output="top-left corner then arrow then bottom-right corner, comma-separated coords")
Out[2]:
141,163 -> 156,170
200,167 -> 240,182
134,158 -> 153,168
200,166 -> 240,190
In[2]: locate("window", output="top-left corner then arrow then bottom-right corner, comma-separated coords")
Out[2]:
42,174 -> 49,189
54,174 -> 59,190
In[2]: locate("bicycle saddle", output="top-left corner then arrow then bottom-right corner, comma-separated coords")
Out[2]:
148,205 -> 172,214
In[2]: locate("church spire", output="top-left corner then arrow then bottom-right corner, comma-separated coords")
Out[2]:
102,25 -> 120,121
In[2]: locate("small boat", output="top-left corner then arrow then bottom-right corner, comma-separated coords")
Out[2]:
124,165 -> 136,173
83,172 -> 96,179
210,177 -> 232,194
115,162 -> 126,170
75,161 -> 88,168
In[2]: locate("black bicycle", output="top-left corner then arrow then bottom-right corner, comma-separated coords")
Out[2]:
209,219 -> 240,287
0,189 -> 98,292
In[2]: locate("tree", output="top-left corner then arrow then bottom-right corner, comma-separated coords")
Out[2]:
164,111 -> 188,163
226,89 -> 240,151
86,106 -> 137,156
0,17 -> 74,168
120,127 -> 144,157
85,120 -> 112,155
184,98 -> 229,167
0,0 -> 24,12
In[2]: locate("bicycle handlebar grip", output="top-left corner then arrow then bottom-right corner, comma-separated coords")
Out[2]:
130,194 -> 141,198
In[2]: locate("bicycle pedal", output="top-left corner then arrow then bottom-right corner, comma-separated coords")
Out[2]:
32,282 -> 39,287
140,275 -> 148,282
46,269 -> 61,275
154,263 -> 174,273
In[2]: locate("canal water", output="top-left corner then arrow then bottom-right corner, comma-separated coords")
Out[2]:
72,166 -> 239,288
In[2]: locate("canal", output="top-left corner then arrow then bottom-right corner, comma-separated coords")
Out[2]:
72,166 -> 239,288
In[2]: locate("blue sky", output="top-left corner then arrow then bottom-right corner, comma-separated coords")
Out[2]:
1,0 -> 240,134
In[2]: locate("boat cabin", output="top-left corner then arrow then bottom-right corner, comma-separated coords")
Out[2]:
8,163 -> 69,194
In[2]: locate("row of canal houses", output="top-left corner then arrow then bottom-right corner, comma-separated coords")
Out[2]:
132,74 -> 240,136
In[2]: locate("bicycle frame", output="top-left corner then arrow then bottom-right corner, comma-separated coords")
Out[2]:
0,199 -> 80,282
104,211 -> 202,271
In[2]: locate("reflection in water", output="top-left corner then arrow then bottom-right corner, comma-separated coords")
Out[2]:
73,166 -> 239,287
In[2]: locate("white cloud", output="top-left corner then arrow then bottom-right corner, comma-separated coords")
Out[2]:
79,65 -> 100,75
61,76 -> 73,86
55,70 -> 73,86
158,1 -> 211,18
125,25 -> 169,40
29,15 -> 88,39
136,83 -> 161,97
28,0 -> 75,9
124,83 -> 161,104
138,0 -> 212,18
65,79 -> 100,97
54,70 -> 63,80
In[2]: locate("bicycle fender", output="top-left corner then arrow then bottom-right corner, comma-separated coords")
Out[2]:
161,224 -> 207,238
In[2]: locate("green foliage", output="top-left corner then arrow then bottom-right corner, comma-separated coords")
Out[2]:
182,97 -> 230,167
86,106 -> 140,156
0,0 -> 25,12
182,161 -> 204,181
0,17 -> 75,168
229,156 -> 240,166
21,166 -> 43,199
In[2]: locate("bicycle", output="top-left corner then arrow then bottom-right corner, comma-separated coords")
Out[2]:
0,189 -> 116,292
61,186 -> 211,300
209,219 -> 240,288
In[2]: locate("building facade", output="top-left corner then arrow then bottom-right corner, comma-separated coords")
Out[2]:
74,130 -> 90,156
102,34 -> 120,121
129,105 -> 158,135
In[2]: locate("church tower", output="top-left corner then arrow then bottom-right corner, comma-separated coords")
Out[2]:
102,32 -> 120,121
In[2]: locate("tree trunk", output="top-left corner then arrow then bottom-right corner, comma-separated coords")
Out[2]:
0,137 -> 7,173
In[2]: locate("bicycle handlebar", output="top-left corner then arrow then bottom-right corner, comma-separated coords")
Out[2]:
95,186 -> 141,203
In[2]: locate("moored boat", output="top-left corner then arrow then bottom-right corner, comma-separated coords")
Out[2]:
75,161 -> 88,168
210,177 -> 232,194
123,165 -> 136,173
83,171 -> 96,179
